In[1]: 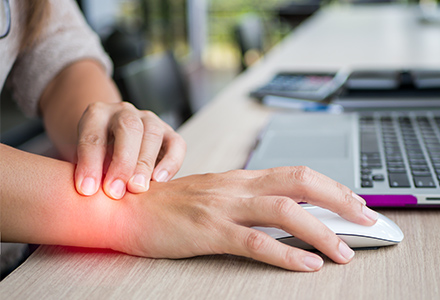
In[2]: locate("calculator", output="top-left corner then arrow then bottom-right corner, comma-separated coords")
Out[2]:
250,70 -> 349,102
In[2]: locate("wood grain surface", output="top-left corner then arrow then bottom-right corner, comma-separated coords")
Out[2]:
1,5 -> 439,299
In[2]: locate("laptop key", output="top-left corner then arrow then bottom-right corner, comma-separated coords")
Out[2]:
408,153 -> 425,159
361,180 -> 373,188
387,162 -> 405,168
413,176 -> 436,188
372,174 -> 385,181
411,170 -> 432,177
410,165 -> 429,171
361,152 -> 380,160
361,174 -> 371,181
361,168 -> 372,175
362,162 -> 382,169
409,162 -> 429,166
386,156 -> 404,162
409,158 -> 427,164
388,173 -> 411,188
388,167 -> 407,173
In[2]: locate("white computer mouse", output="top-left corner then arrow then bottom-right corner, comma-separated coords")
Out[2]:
254,204 -> 404,249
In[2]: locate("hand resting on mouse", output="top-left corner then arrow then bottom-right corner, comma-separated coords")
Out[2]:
1,144 -> 378,272
255,204 -> 403,249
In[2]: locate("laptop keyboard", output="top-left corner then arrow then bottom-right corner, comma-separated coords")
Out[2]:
360,113 -> 440,189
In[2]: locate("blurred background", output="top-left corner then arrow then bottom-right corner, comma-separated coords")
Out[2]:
1,0 -> 438,144
77,0 -> 297,113
1,0 -> 439,280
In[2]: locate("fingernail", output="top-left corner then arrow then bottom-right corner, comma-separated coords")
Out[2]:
339,241 -> 355,261
304,256 -> 324,271
363,206 -> 379,221
352,192 -> 366,205
131,174 -> 147,190
155,170 -> 169,182
81,177 -> 97,196
109,179 -> 126,199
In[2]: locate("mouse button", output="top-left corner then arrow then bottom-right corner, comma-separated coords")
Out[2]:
330,218 -> 385,238
332,216 -> 404,242
303,206 -> 362,233
303,205 -> 340,220
324,219 -> 365,235
373,217 -> 404,242
306,206 -> 404,243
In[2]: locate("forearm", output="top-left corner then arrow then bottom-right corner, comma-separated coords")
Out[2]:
1,143 -> 378,271
39,60 -> 121,162
0,144 -> 119,248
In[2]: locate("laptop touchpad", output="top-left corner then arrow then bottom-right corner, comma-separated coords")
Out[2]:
262,131 -> 348,159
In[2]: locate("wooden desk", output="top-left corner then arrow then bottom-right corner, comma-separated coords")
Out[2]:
1,5 -> 440,299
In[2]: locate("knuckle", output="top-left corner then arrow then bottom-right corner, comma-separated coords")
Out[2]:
136,157 -> 156,171
272,197 -> 296,219
336,180 -> 352,196
343,191 -> 354,206
144,123 -> 164,139
78,133 -> 105,147
244,231 -> 267,253
79,103 -> 105,126
337,192 -> 357,216
292,166 -> 313,184
335,181 -> 346,193
117,114 -> 143,133
282,248 -> 298,267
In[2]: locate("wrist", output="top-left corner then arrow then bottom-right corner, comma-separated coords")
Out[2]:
102,191 -> 154,256
45,188 -> 120,250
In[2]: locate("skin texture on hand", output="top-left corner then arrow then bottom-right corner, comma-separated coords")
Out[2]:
39,60 -> 185,200
111,168 -> 379,272
1,144 -> 378,272
75,102 -> 186,199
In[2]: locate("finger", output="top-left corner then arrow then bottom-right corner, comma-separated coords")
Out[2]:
225,224 -> 324,271
232,196 -> 355,265
126,112 -> 165,194
75,103 -> 111,196
103,109 -> 144,199
251,166 -> 378,226
151,131 -> 186,182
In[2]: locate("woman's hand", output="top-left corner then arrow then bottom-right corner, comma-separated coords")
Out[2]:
74,102 -> 186,199
111,167 -> 378,272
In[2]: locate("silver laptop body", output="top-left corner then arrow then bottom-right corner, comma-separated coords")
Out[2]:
245,112 -> 440,207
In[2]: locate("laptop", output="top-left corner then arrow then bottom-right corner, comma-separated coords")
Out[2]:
245,111 -> 440,207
